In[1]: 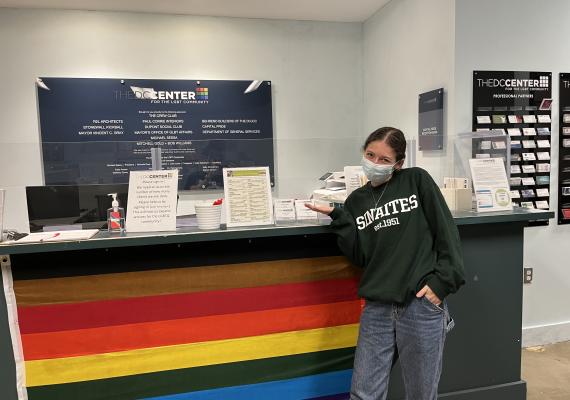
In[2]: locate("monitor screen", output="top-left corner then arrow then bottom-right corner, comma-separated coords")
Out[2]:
26,184 -> 129,232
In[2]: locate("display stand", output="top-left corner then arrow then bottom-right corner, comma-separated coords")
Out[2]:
472,71 -> 552,225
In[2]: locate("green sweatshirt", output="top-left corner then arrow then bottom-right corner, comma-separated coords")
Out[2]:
329,167 -> 465,304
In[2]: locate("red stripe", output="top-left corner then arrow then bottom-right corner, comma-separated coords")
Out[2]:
18,278 -> 359,334
22,300 -> 363,360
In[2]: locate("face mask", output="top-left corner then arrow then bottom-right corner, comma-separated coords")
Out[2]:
361,156 -> 395,186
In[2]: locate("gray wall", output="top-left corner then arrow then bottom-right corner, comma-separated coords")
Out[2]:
363,0 -> 456,184
455,0 -> 570,345
0,8 -> 364,231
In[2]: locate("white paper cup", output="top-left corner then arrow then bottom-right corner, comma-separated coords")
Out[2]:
194,203 -> 222,230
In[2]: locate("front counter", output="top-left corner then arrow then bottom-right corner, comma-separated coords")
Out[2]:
0,208 -> 554,400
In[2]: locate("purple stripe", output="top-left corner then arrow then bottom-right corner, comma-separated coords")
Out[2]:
307,394 -> 350,400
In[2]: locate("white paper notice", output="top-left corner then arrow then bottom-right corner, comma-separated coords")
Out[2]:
126,170 -> 179,232
469,158 -> 513,212
344,166 -> 366,196
223,167 -> 274,227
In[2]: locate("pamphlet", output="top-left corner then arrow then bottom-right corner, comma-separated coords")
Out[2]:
294,200 -> 318,221
274,199 -> 296,222
521,177 -> 536,186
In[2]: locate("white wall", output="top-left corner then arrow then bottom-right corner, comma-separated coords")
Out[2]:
0,8 -> 363,231
363,0 -> 455,183
455,0 -> 570,346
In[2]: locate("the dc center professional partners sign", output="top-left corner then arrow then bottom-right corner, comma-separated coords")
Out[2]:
36,78 -> 274,190
472,70 -> 552,223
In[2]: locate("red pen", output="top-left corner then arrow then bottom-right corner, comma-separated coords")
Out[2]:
40,232 -> 60,242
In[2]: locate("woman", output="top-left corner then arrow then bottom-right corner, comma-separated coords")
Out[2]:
306,127 -> 465,400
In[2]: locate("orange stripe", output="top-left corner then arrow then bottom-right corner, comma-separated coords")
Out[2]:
22,300 -> 363,360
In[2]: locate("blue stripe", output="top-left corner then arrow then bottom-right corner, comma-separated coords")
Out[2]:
141,369 -> 352,400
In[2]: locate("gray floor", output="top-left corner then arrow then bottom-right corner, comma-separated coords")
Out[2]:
522,341 -> 570,400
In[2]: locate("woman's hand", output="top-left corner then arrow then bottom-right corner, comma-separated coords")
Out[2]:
416,285 -> 442,306
305,202 -> 334,215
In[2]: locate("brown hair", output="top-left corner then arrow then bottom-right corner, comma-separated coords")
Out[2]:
363,127 -> 406,162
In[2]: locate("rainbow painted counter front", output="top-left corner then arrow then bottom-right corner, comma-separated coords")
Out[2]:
2,235 -> 361,400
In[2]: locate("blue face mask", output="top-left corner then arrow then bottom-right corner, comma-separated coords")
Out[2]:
361,156 -> 395,186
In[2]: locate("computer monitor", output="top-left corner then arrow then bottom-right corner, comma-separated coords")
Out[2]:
26,184 -> 129,232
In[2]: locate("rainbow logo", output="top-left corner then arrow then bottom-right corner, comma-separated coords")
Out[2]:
196,87 -> 209,100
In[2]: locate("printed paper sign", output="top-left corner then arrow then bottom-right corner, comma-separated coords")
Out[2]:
126,170 -> 179,232
223,167 -> 274,227
469,158 -> 513,212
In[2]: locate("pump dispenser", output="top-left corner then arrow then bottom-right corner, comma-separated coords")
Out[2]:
107,193 -> 125,232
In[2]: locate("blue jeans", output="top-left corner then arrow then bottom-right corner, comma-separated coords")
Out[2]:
350,297 -> 453,400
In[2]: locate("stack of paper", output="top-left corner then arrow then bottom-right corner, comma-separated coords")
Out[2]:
15,229 -> 99,243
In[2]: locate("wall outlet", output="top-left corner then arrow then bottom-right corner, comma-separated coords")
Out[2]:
523,268 -> 533,284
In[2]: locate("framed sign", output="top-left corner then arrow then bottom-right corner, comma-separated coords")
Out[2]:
418,88 -> 444,151
37,78 -> 274,190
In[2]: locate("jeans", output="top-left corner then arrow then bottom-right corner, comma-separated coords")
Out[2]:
350,296 -> 453,400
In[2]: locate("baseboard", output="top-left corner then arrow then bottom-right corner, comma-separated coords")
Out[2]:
438,381 -> 526,400
522,320 -> 570,347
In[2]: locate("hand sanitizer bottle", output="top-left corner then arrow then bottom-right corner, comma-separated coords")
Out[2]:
107,193 -> 125,232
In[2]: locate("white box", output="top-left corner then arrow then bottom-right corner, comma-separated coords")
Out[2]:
440,188 -> 472,211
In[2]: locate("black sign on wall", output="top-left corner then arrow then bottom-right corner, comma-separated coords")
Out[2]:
418,88 -> 444,151
472,71 -> 552,225
558,74 -> 570,224
37,78 -> 274,190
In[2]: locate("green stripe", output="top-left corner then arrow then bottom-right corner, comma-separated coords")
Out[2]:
27,348 -> 355,400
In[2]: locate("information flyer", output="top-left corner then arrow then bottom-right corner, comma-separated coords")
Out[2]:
223,167 -> 273,227
469,158 -> 512,212
126,170 -> 179,232
37,78 -> 274,190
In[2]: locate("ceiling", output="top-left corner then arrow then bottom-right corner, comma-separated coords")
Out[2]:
0,0 -> 392,22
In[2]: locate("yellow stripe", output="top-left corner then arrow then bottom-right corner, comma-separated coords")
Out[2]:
26,324 -> 359,387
